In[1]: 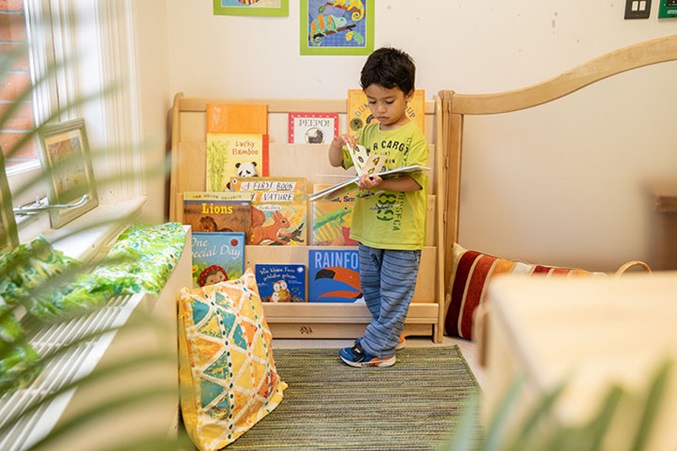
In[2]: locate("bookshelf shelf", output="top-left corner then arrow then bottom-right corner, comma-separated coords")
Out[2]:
169,93 -> 445,342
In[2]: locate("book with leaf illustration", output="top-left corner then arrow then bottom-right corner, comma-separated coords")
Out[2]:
205,133 -> 270,191
228,176 -> 308,246
347,89 -> 425,134
310,183 -> 357,246
309,143 -> 430,202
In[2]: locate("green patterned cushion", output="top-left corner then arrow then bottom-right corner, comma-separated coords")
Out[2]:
0,223 -> 187,322
88,222 -> 186,296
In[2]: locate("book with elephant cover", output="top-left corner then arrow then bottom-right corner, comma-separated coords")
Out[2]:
191,232 -> 245,288
182,192 -> 252,244
308,249 -> 362,303
228,176 -> 308,246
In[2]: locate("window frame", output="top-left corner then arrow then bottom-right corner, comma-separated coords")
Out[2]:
6,0 -> 145,246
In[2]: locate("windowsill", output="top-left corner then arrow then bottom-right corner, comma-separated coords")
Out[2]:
41,197 -> 147,262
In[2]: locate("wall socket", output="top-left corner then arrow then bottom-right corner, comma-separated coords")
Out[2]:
625,0 -> 652,18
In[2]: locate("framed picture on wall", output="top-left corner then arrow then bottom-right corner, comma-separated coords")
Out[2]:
213,0 -> 289,17
0,151 -> 19,253
300,0 -> 374,56
38,118 -> 99,229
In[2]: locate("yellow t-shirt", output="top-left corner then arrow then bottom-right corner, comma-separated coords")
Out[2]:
342,121 -> 429,250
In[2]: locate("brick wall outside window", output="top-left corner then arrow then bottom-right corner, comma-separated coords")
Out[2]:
0,0 -> 36,168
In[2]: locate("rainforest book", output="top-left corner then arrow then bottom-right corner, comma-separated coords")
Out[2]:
310,183 -> 357,246
205,133 -> 270,191
288,112 -> 339,144
308,249 -> 362,303
347,89 -> 425,134
182,192 -> 252,244
254,264 -> 307,302
191,232 -> 245,288
228,176 -> 308,246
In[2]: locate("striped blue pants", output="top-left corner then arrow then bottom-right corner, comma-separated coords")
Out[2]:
358,243 -> 421,358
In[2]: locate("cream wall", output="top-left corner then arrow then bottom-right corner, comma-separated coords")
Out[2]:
156,1 -> 677,271
131,1 -> 171,221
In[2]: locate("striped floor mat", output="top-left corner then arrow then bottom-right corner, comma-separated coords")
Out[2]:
227,346 -> 480,450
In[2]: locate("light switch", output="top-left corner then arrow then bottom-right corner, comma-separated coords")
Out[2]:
625,0 -> 652,18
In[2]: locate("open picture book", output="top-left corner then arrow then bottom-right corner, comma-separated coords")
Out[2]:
309,143 -> 430,202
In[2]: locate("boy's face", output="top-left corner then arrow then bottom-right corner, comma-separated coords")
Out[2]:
363,84 -> 414,130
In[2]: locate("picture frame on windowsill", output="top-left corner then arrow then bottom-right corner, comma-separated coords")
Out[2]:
0,150 -> 19,253
38,118 -> 99,229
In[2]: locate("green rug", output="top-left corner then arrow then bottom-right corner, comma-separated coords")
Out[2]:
227,346 -> 480,450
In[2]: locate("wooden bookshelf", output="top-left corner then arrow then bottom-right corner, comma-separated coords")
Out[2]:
169,94 -> 445,342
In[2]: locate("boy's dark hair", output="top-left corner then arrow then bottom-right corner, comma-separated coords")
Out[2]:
360,47 -> 416,95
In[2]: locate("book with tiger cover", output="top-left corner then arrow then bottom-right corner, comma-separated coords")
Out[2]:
205,133 -> 270,191
347,89 -> 425,134
310,183 -> 357,246
191,232 -> 245,288
228,176 -> 308,246
182,192 -> 252,244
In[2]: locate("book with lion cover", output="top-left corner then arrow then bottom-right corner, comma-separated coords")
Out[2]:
182,192 -> 252,244
228,176 -> 308,246
347,89 -> 425,134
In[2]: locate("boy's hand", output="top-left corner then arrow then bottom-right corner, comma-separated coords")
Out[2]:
329,133 -> 359,167
331,134 -> 359,150
357,173 -> 382,190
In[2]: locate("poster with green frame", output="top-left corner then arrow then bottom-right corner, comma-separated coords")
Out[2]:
213,0 -> 289,17
300,0 -> 374,56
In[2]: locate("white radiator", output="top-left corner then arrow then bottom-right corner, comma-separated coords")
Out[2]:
0,231 -> 191,450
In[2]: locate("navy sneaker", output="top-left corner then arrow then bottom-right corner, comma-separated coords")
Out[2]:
339,341 -> 395,368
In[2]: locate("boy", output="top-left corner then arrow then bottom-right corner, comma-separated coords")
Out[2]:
327,47 -> 429,367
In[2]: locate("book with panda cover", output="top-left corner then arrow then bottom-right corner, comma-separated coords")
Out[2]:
205,133 -> 270,191
228,176 -> 308,246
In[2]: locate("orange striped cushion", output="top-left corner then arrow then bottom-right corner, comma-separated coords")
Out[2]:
445,243 -> 599,340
